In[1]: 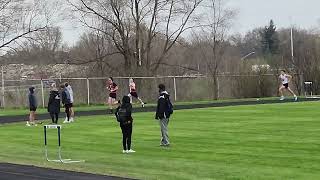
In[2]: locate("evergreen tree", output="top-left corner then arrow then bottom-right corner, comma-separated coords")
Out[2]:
260,20 -> 279,55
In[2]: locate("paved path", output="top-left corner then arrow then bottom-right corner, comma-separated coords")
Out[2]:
0,163 -> 131,180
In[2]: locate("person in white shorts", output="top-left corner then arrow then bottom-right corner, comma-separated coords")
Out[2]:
128,78 -> 145,107
64,82 -> 75,122
279,70 -> 297,101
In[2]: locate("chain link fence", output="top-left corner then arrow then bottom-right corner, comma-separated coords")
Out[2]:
0,74 -> 304,108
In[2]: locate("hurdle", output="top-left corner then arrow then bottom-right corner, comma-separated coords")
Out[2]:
44,125 -> 84,163
304,81 -> 313,98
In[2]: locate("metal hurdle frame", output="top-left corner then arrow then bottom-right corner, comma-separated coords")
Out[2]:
304,81 -> 313,98
304,81 -> 320,99
44,125 -> 85,163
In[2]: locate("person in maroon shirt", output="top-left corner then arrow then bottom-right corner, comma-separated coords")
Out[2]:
107,77 -> 119,113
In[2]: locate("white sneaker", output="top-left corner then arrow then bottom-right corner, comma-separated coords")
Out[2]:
141,103 -> 145,107
294,96 -> 298,101
122,150 -> 128,154
70,118 -> 74,122
127,149 -> 136,153
26,122 -> 31,127
63,120 -> 69,124
280,96 -> 285,101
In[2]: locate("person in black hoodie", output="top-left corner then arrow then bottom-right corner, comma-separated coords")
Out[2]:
155,84 -> 172,146
60,84 -> 72,123
27,87 -> 37,126
115,95 -> 135,154
48,83 -> 60,124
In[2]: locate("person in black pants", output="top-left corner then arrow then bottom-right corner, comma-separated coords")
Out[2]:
115,96 -> 135,154
48,83 -> 60,124
27,87 -> 38,126
60,84 -> 72,123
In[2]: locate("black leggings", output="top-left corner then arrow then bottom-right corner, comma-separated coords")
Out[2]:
50,113 -> 59,124
65,105 -> 71,121
120,123 -> 132,150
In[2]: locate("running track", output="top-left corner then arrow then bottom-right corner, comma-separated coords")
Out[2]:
0,97 -> 319,180
1,97 -> 320,124
0,163 -> 131,180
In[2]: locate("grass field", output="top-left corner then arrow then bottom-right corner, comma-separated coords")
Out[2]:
1,101 -> 320,179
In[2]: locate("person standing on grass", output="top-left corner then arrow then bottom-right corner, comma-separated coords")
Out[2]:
27,87 -> 37,126
48,83 -> 60,124
115,95 -> 135,154
65,82 -> 75,122
279,70 -> 298,101
155,84 -> 173,147
128,78 -> 145,107
107,77 -> 118,114
60,84 -> 72,123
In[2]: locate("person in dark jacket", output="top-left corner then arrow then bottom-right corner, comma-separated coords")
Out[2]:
115,95 -> 135,153
27,87 -> 37,126
60,84 -> 72,123
155,84 -> 172,146
48,83 -> 60,124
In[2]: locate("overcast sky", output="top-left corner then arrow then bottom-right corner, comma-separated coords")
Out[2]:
62,0 -> 320,45
228,0 -> 320,33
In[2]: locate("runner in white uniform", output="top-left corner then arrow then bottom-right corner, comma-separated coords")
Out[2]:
128,78 -> 145,107
279,70 -> 297,101
65,83 -> 75,122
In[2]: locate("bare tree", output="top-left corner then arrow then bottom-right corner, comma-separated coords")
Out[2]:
192,0 -> 236,99
0,0 -> 62,54
6,27 -> 66,65
68,31 -> 120,76
68,0 -> 203,76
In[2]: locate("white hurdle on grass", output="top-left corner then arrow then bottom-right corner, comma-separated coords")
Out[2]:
44,125 -> 85,163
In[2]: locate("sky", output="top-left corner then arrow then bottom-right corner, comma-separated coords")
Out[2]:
227,0 -> 320,33
61,0 -> 320,45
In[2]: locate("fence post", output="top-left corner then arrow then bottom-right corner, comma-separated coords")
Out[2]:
173,77 -> 177,101
299,74 -> 304,96
1,66 -> 4,108
87,78 -> 90,105
40,79 -> 45,108
217,76 -> 220,99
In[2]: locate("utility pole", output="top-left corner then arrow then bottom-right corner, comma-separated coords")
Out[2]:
1,66 -> 5,108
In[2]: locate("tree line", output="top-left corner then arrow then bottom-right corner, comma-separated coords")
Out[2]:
1,0 -> 320,98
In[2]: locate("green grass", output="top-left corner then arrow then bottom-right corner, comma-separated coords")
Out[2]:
1,101 -> 320,179
0,97 -> 280,116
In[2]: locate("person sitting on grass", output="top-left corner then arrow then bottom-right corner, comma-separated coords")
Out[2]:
115,95 -> 135,154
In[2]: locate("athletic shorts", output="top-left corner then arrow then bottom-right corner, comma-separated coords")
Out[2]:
130,92 -> 138,98
109,93 -> 117,99
283,83 -> 289,89
65,104 -> 72,109
30,107 -> 37,112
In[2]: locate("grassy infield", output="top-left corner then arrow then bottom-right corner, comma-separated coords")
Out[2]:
1,101 -> 320,179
